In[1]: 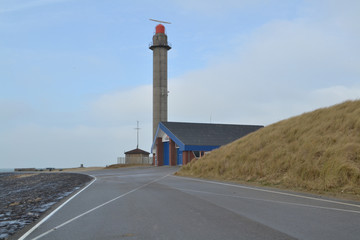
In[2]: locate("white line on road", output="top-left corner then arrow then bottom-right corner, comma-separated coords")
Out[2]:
175,187 -> 360,214
171,175 -> 360,209
31,173 -> 171,240
99,173 -> 159,179
19,175 -> 97,240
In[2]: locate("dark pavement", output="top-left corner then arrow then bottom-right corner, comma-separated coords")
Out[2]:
21,167 -> 360,240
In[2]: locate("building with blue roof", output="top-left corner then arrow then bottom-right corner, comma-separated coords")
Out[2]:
151,122 -> 263,166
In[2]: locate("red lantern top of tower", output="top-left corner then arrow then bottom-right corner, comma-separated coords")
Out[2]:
155,24 -> 165,34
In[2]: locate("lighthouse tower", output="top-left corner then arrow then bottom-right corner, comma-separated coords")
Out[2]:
150,24 -> 171,140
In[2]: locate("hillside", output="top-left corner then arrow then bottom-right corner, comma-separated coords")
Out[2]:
177,100 -> 360,199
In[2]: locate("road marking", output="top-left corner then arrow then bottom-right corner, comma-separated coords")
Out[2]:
171,175 -> 360,209
19,175 -> 97,240
99,173 -> 159,179
30,173 -> 171,240
175,187 -> 360,214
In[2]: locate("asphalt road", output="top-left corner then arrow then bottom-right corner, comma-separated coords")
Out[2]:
21,167 -> 360,240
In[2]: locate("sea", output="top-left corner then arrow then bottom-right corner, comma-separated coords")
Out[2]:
0,168 -> 14,173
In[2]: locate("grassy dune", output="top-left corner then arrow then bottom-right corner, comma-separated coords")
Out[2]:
177,100 -> 360,199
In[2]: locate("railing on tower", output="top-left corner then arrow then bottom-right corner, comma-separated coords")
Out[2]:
149,42 -> 172,50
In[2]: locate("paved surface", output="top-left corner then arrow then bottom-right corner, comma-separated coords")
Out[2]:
21,167 -> 360,240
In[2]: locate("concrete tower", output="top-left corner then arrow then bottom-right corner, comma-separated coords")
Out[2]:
150,24 -> 171,139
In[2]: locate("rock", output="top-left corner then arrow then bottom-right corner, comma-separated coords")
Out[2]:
0,173 -> 92,239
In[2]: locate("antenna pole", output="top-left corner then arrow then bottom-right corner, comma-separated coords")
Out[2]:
135,121 -> 141,149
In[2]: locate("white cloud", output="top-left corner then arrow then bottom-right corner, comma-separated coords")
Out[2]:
168,2 -> 360,126
309,86 -> 360,106
0,124 -> 123,168
0,100 -> 33,124
0,85 -> 154,168
0,122 -> 153,168
90,85 -> 152,125
2,0 -> 360,169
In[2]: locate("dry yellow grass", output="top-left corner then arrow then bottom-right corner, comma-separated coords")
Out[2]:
177,100 -> 360,200
105,164 -> 152,169
56,167 -> 105,172
54,164 -> 151,172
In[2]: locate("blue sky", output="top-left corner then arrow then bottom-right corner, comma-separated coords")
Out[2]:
1,0 -> 359,168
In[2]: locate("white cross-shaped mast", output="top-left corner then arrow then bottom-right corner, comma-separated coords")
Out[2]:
135,121 -> 141,149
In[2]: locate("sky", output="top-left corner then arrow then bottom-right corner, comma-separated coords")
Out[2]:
1,0 -> 359,168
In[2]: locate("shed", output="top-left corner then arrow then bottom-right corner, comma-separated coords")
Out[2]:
124,148 -> 151,164
151,122 -> 263,166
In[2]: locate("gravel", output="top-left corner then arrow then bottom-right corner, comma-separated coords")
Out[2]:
0,172 -> 93,239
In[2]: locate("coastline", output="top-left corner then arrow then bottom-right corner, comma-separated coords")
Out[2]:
0,172 -> 93,240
